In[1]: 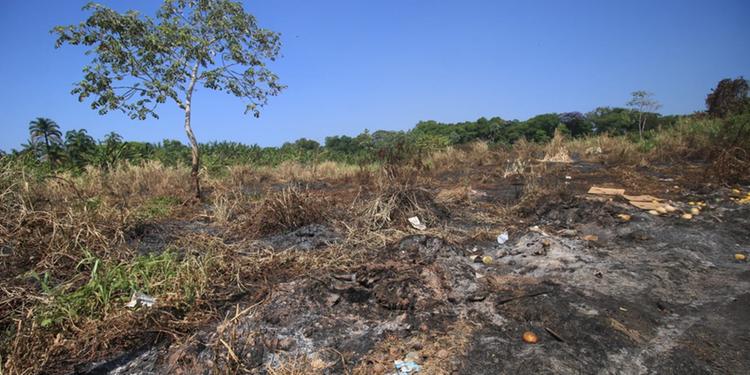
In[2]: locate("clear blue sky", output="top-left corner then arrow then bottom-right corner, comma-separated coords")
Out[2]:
1,0 -> 748,151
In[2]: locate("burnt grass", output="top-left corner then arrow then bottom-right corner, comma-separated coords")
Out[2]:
5,158 -> 750,375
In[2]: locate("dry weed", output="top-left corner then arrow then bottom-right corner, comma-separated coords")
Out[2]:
262,161 -> 360,183
712,147 -> 750,184
541,129 -> 573,163
568,134 -> 643,165
362,182 -> 443,231
435,184 -> 485,205
352,320 -> 475,375
251,186 -> 325,236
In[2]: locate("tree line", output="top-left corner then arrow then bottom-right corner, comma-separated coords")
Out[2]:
5,76 -> 748,173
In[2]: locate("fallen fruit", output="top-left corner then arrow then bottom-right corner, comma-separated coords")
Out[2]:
736,253 -> 747,261
582,234 -> 598,241
617,213 -> 631,221
656,207 -> 668,214
690,207 -> 700,215
482,255 -> 493,265
665,205 -> 677,212
648,210 -> 660,215
523,331 -> 539,344
681,213 -> 693,220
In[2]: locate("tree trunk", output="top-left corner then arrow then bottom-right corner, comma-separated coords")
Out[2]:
184,64 -> 201,199
44,133 -> 52,168
638,112 -> 644,140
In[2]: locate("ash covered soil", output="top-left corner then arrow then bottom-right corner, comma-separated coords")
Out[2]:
83,162 -> 750,374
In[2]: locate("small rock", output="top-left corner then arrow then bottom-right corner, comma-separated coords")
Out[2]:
372,363 -> 387,373
310,358 -> 329,370
404,351 -> 421,362
467,292 -> 487,302
326,293 -> 340,307
559,229 -> 577,237
277,338 -> 295,351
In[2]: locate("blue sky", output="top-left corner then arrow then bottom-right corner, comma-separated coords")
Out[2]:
1,0 -> 748,151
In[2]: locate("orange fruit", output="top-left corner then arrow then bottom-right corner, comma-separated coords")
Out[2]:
522,331 -> 539,344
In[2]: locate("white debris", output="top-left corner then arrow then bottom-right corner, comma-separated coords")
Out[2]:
407,216 -> 426,230
497,231 -> 509,244
125,292 -> 156,308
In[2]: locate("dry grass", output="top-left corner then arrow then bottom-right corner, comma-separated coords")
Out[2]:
712,147 -> 750,183
265,354 -> 329,375
541,129 -> 573,163
435,184 -> 485,206
647,117 -> 722,162
351,320 -> 475,375
567,133 -> 643,165
261,160 -> 362,183
361,182 -> 443,231
1,124 -> 745,374
250,186 -> 326,236
425,141 -> 498,172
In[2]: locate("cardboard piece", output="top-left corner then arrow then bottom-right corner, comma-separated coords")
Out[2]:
623,194 -> 663,202
628,201 -> 664,210
587,186 -> 625,196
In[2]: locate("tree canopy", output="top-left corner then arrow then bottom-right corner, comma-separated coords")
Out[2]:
706,77 -> 749,118
53,0 -> 285,197
53,0 -> 284,120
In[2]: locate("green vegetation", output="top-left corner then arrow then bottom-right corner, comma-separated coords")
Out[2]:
136,196 -> 182,220
0,91 -> 736,174
36,249 -> 210,327
53,0 -> 284,197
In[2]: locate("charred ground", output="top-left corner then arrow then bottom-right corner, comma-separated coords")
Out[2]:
1,138 -> 749,374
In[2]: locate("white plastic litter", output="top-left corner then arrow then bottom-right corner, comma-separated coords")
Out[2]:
497,231 -> 509,244
125,292 -> 156,308
394,360 -> 421,374
408,216 -> 426,230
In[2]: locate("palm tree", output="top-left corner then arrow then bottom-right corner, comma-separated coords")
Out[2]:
29,117 -> 63,167
95,132 -> 131,171
64,129 -> 96,168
